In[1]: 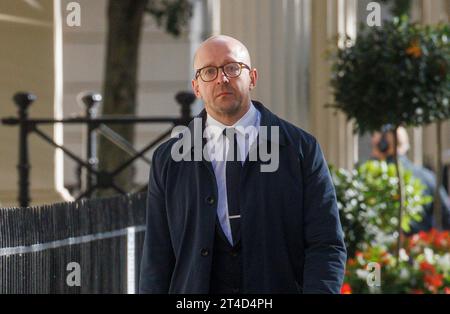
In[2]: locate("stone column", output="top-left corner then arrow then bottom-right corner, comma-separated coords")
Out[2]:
310,0 -> 358,169
0,0 -> 62,207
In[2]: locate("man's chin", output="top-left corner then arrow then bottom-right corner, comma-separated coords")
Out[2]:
216,103 -> 240,115
214,100 -> 240,115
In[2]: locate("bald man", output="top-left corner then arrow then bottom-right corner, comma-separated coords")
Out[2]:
139,35 -> 346,294
371,126 -> 450,233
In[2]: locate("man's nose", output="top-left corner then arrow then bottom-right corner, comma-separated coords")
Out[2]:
216,69 -> 229,84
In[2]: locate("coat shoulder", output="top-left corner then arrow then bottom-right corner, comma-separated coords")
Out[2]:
275,116 -> 320,158
150,136 -> 181,171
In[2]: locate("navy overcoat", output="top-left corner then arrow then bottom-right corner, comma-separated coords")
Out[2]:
139,101 -> 347,294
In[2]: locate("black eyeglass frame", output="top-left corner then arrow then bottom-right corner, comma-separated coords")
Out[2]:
194,62 -> 251,82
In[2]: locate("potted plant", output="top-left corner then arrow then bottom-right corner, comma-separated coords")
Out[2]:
331,161 -> 449,293
329,17 -> 450,258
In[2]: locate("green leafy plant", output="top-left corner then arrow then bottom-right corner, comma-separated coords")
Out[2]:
329,17 -> 450,256
330,18 -> 449,134
330,160 -> 432,257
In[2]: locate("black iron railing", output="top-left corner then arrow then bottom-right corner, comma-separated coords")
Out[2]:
0,192 -> 147,293
1,91 -> 196,207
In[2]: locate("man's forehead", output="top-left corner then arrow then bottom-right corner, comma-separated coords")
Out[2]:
194,38 -> 250,68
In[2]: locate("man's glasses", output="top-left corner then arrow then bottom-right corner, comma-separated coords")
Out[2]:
195,62 -> 250,82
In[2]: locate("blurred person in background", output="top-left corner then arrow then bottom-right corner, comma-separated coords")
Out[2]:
370,125 -> 450,233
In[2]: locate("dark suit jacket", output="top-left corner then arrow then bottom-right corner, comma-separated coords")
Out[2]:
139,101 -> 347,294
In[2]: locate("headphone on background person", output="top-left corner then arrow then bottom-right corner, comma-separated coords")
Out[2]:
377,124 -> 394,153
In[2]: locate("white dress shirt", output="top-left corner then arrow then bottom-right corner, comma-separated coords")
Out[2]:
204,102 -> 261,245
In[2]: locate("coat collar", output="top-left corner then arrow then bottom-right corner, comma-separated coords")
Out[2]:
184,100 -> 286,150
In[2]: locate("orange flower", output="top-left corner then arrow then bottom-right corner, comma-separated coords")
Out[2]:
424,273 -> 443,292
341,283 -> 352,294
420,261 -> 435,274
418,230 -> 429,242
407,229 -> 450,251
347,258 -> 356,266
445,287 -> 450,294
432,230 -> 450,249
408,234 -> 420,250
433,235 -> 443,249
380,256 -> 391,266
406,39 -> 422,58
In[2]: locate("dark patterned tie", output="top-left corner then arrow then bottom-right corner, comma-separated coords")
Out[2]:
223,128 -> 242,246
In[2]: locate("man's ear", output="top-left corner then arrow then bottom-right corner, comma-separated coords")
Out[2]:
191,79 -> 202,98
249,69 -> 258,90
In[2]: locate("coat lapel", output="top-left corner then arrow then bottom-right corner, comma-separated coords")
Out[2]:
182,102 -> 287,248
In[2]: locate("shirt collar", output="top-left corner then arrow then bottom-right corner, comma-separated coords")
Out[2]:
205,102 -> 259,139
183,100 -> 286,156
